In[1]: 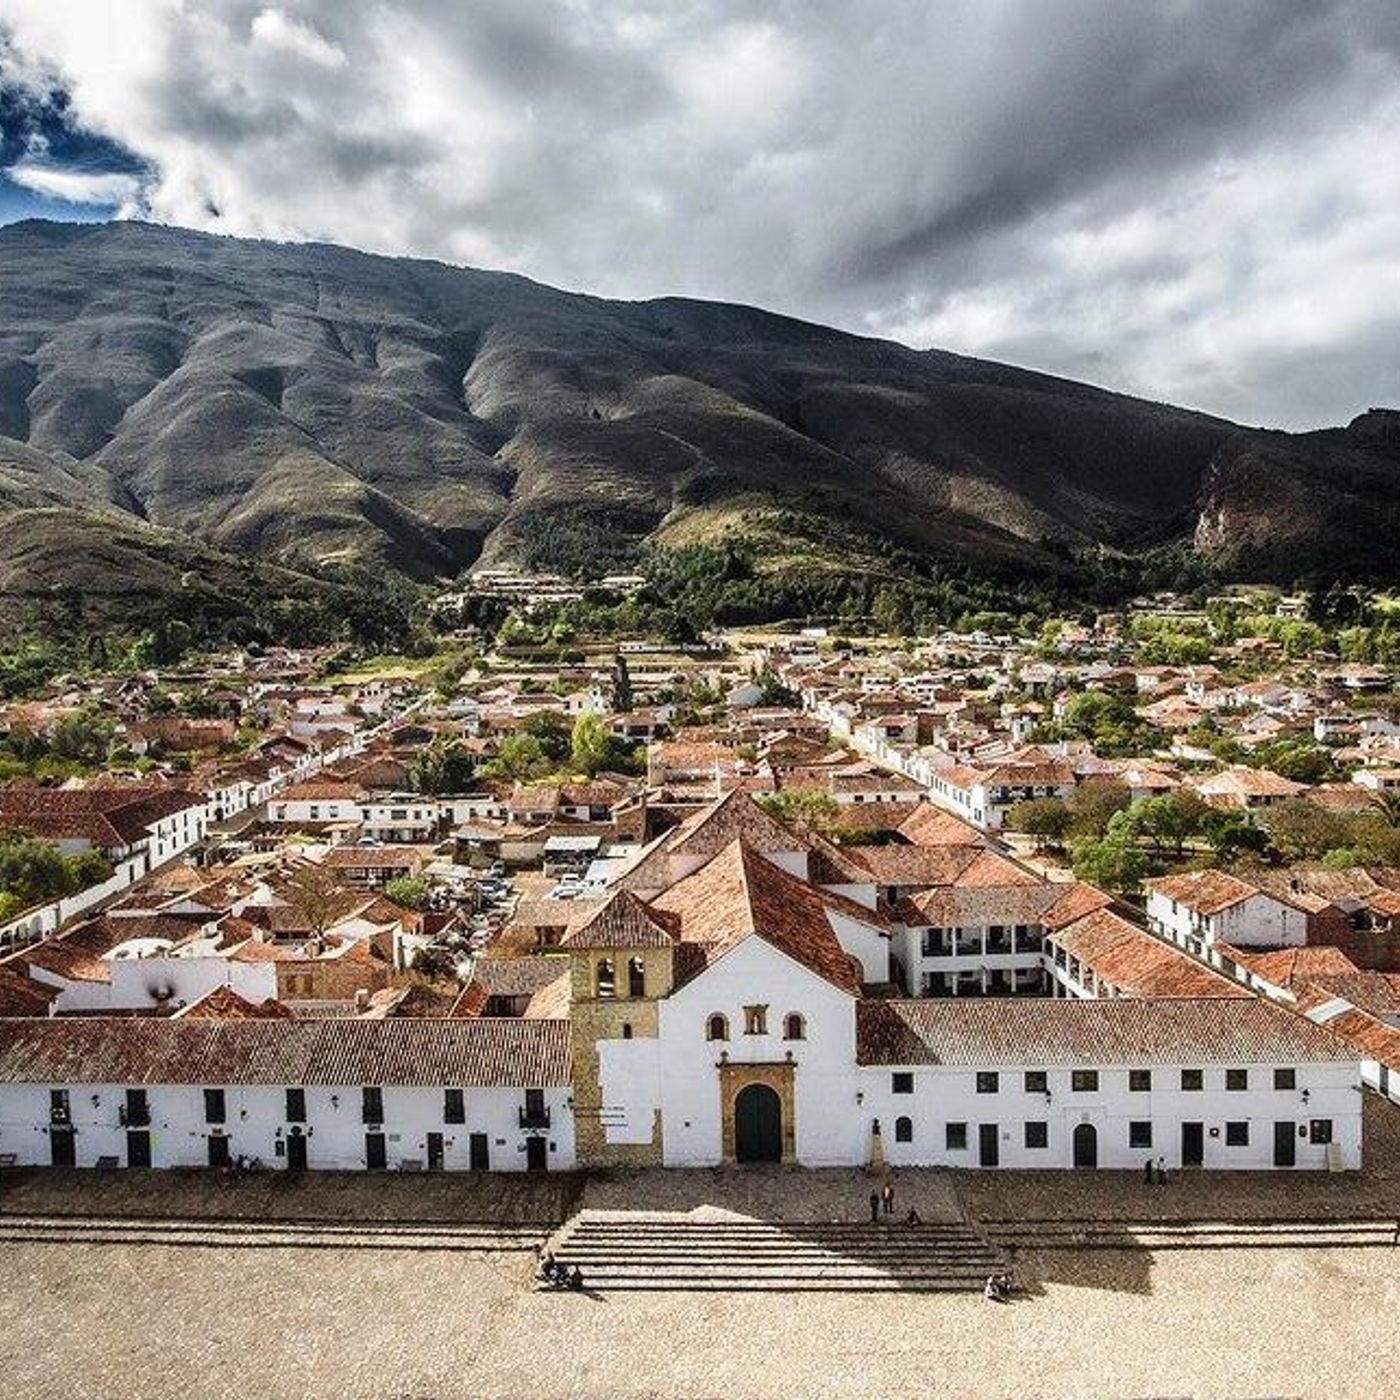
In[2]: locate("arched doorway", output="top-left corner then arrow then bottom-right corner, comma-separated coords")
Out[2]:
1073,1122 -> 1098,1168
734,1083 -> 783,1163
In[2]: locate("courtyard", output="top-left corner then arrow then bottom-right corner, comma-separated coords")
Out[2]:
5,1096 -> 1400,1398
3,1231 -> 1399,1399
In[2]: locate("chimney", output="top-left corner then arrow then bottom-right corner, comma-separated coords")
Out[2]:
354,988 -> 370,1012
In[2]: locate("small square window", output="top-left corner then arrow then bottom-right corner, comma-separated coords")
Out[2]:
1023,1071 -> 1047,1095
1024,1121 -> 1047,1149
976,1071 -> 1000,1095
1181,1069 -> 1204,1092
1071,1070 -> 1099,1093
1129,1121 -> 1153,1149
1274,1067 -> 1296,1090
946,1122 -> 968,1151
1225,1068 -> 1248,1092
1128,1069 -> 1152,1093
1309,1118 -> 1333,1144
892,1072 -> 914,1095
1226,1121 -> 1249,1146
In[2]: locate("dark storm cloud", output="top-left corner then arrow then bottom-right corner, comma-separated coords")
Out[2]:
2,0 -> 1399,427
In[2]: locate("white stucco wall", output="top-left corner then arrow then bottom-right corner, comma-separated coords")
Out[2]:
858,1061 -> 1359,1170
0,1083 -> 575,1172
657,937 -> 863,1167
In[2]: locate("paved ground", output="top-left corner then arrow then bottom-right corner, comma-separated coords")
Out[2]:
0,1166 -> 580,1225
578,1164 -> 962,1223
7,1096 -> 1400,1397
4,1236 -> 1399,1398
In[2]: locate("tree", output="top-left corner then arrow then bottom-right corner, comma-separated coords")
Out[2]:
1006,797 -> 1073,849
410,740 -> 475,795
482,733 -> 551,781
0,826 -> 111,909
569,713 -> 643,777
612,653 -> 633,713
756,790 -> 843,836
1069,779 -> 1132,838
47,708 -> 114,766
383,876 -> 429,911
1251,740 -> 1339,785
1121,791 -> 1210,856
1200,808 -> 1270,861
520,712 -> 572,763
1069,832 -> 1147,897
1260,798 -> 1350,863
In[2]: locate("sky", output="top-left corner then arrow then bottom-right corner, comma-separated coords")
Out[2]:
1,1 -> 1399,429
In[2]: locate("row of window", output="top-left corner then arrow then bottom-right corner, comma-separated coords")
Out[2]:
59,1087 -> 525,1127
891,1068 -> 1301,1095
706,1008 -> 804,1041
911,1119 -> 1337,1150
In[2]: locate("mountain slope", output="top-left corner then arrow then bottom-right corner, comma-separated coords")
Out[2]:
0,218 -> 1396,594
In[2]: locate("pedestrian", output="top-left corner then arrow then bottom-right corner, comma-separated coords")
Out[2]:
1156,1156 -> 1168,1185
1143,1158 -> 1153,1186
869,1190 -> 880,1223
881,1181 -> 894,1216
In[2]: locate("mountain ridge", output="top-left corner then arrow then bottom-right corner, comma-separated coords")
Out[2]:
0,217 -> 1396,609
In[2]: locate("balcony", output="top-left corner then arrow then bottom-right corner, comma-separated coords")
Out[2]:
519,1103 -> 551,1130
119,1105 -> 150,1127
49,1106 -> 71,1126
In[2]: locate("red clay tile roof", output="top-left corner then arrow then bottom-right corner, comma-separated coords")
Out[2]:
1041,882 -> 1116,931
0,968 -> 57,1017
953,849 -> 1042,888
560,892 -> 680,949
1229,945 -> 1360,988
0,785 -> 203,848
1147,869 -> 1271,915
0,1017 -> 572,1086
323,847 -> 422,870
1048,910 -> 1249,999
173,986 -> 295,1020
650,840 -> 870,996
910,882 -> 1064,928
470,956 -> 571,996
855,997 -> 1356,1066
849,845 -> 981,887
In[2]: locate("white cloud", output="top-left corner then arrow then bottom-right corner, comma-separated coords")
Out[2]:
1,0 -> 1398,427
249,8 -> 346,68
5,159 -> 145,214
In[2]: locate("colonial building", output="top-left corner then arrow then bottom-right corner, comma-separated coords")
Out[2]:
0,793 -> 1367,1175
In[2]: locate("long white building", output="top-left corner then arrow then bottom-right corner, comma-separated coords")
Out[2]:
0,793 -> 1367,1175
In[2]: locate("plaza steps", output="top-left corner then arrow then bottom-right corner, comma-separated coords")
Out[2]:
548,1213 -> 1008,1291
0,1212 -> 547,1253
981,1216 -> 1400,1252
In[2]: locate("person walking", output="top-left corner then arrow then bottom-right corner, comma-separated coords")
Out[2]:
881,1182 -> 895,1216
1143,1158 -> 1154,1185
1156,1156 -> 1168,1185
869,1190 -> 880,1223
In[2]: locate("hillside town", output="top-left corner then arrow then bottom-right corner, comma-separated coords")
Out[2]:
0,584 -> 1398,1199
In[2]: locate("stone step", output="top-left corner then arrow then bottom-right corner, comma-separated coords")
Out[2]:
551,1248 -> 1002,1260
548,1277 -> 988,1293
0,1215 -> 544,1253
547,1210 -> 1006,1292
982,1218 -> 1400,1251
